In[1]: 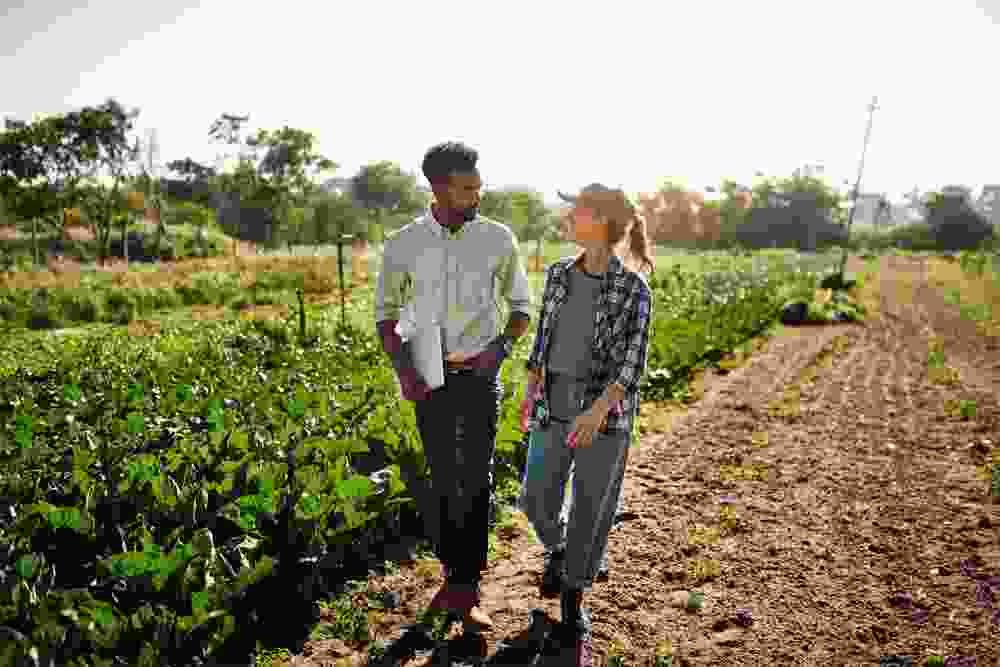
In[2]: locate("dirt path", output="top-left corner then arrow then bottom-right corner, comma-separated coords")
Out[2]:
288,256 -> 999,666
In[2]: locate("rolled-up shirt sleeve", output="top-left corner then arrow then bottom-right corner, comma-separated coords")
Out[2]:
611,280 -> 653,395
499,234 -> 532,318
374,237 -> 410,324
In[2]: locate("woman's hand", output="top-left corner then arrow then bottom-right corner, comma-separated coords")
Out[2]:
568,398 -> 612,449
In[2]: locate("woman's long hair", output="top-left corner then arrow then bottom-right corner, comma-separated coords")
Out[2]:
609,212 -> 655,276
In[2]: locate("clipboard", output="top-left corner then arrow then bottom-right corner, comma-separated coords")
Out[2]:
410,321 -> 445,390
395,313 -> 445,390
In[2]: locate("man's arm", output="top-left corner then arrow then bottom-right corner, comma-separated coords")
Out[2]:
498,233 -> 533,343
374,238 -> 430,399
374,236 -> 409,326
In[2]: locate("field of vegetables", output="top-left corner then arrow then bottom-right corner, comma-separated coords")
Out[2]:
0,247 -> 857,665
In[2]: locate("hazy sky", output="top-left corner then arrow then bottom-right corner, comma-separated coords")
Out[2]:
3,0 -> 999,204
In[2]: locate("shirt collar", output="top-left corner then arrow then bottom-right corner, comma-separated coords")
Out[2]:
421,208 -> 479,239
559,251 -> 625,279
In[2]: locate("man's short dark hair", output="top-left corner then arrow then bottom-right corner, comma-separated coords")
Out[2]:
422,142 -> 479,187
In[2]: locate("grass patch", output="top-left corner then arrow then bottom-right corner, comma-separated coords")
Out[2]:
719,463 -> 769,482
944,398 -> 978,420
926,337 -> 961,385
687,525 -> 721,547
686,558 -> 721,583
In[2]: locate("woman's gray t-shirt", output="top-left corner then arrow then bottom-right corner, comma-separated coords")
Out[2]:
547,265 -> 603,418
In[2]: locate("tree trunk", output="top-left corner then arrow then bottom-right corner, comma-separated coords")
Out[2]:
31,218 -> 38,267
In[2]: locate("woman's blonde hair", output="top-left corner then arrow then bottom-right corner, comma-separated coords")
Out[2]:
565,189 -> 655,275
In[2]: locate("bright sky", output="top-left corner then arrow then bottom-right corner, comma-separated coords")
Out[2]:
3,0 -> 999,205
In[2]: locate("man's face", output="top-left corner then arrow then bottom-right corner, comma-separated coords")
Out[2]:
439,170 -> 482,222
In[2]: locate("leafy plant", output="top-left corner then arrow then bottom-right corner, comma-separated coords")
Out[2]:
686,590 -> 706,610
606,640 -> 626,667
654,639 -> 674,666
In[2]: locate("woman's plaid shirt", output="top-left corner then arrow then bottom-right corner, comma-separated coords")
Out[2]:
526,253 -> 654,434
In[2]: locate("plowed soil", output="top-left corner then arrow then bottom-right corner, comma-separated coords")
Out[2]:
284,255 -> 1000,667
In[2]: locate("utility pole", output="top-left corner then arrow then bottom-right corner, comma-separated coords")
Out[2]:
839,96 -> 879,277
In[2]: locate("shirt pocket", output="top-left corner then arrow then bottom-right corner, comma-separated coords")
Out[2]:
457,257 -> 496,311
411,246 -> 445,315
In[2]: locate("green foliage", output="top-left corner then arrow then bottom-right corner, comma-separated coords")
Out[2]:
479,188 -> 514,223
310,191 -> 366,244
349,161 -> 428,233
642,252 -> 835,400
0,322 -> 415,665
511,190 -> 555,243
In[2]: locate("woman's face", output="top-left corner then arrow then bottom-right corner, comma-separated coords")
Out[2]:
570,206 -> 609,248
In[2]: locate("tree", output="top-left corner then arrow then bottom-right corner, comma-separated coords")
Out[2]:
509,189 -> 553,263
251,126 -> 337,251
0,98 -> 142,265
163,157 -> 216,207
311,191 -> 364,246
716,179 -> 753,244
637,184 -> 714,246
924,189 -> 994,250
733,171 -> 847,250
349,161 -> 428,242
479,188 -> 514,225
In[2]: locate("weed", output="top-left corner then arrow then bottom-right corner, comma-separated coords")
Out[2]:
927,338 -> 946,367
488,531 -> 513,562
945,399 -> 978,420
255,647 -> 292,667
750,431 -> 769,448
928,364 -> 961,386
686,559 -> 721,583
318,590 -> 372,642
719,463 -> 769,482
606,639 -> 627,666
413,558 -> 441,580
687,525 -> 721,547
767,389 -> 801,418
719,505 -> 740,534
654,639 -> 675,666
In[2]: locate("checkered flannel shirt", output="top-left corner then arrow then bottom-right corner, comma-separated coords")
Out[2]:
526,253 -> 654,434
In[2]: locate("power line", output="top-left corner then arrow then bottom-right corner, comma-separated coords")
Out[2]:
839,96 -> 879,276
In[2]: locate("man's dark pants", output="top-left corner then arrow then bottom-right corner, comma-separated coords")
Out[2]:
413,368 -> 502,588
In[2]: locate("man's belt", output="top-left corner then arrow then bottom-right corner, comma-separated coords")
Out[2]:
445,360 -> 476,374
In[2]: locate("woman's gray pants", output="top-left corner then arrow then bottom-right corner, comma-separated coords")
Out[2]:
518,374 -> 631,591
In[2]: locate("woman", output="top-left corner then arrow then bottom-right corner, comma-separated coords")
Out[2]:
519,183 -> 655,639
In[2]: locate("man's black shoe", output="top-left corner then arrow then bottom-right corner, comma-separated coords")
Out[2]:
539,548 -> 565,598
558,588 -> 592,638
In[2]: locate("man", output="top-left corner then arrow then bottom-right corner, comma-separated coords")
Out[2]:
374,142 -> 532,630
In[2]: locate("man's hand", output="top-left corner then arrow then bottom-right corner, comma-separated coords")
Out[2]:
568,397 -> 613,449
377,320 -> 431,401
468,336 -> 511,378
398,365 -> 432,401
